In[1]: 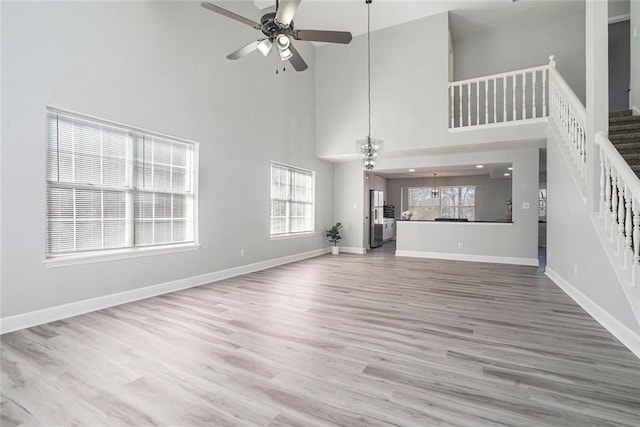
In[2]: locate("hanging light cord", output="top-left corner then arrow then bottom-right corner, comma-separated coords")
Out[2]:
367,0 -> 372,139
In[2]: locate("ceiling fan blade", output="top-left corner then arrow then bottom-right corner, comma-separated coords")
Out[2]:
287,43 -> 308,72
226,40 -> 263,60
275,0 -> 300,27
295,29 -> 353,44
201,2 -> 262,30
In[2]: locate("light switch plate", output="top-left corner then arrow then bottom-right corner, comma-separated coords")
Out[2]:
523,202 -> 531,209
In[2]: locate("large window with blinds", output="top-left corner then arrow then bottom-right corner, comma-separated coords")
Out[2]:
270,162 -> 315,236
46,108 -> 198,259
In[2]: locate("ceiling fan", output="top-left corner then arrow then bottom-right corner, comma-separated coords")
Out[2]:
201,0 -> 353,72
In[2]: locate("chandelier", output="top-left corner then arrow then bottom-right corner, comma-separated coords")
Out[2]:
432,173 -> 439,198
356,0 -> 383,170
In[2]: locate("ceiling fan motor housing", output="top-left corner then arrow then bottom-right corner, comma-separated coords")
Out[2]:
260,12 -> 294,40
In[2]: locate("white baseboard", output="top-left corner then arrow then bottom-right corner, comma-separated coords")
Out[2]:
340,246 -> 366,255
395,250 -> 539,267
546,267 -> 640,359
0,247 -> 330,335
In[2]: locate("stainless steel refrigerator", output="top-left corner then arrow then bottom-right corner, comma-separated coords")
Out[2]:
370,190 -> 384,248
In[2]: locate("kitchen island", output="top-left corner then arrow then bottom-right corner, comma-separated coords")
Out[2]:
395,219 -> 538,266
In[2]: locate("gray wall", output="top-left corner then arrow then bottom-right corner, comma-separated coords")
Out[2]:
315,6 -> 576,161
450,1 -> 586,104
386,174 -> 512,222
315,12 -> 451,159
333,162 -> 367,251
609,0 -> 631,18
1,2 -> 334,319
547,127 -> 638,333
632,1 -> 640,112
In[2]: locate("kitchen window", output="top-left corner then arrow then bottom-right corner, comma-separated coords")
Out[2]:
46,108 -> 198,261
405,186 -> 475,220
270,162 -> 315,236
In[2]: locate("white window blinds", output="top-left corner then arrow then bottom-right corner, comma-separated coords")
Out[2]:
46,109 -> 196,257
270,162 -> 315,235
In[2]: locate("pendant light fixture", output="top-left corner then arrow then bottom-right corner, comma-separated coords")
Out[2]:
356,0 -> 383,170
432,173 -> 439,198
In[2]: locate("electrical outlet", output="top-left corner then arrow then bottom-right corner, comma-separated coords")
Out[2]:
458,242 -> 464,249
240,249 -> 245,257
523,202 -> 531,209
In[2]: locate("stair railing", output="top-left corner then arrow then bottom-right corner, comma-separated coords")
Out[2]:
596,131 -> 640,287
548,56 -> 587,182
448,60 -> 550,129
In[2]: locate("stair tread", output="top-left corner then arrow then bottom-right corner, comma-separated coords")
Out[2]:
609,109 -> 633,118
609,124 -> 640,134
609,115 -> 640,125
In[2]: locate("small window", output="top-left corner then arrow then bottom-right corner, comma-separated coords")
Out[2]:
270,162 -> 315,236
46,108 -> 198,258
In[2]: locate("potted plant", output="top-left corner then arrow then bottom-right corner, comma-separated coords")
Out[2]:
326,222 -> 343,255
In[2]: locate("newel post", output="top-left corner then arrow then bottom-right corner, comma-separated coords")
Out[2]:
585,0 -> 608,213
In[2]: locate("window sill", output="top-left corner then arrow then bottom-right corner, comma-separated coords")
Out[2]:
270,232 -> 316,240
44,243 -> 201,268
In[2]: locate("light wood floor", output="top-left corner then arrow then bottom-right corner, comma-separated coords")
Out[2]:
2,250 -> 640,426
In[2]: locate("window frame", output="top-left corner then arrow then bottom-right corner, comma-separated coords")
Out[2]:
269,161 -> 316,238
404,185 -> 476,221
44,106 -> 199,266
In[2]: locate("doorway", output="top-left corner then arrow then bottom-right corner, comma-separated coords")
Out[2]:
609,19 -> 631,111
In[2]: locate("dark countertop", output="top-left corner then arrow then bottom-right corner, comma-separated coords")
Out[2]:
397,219 -> 513,223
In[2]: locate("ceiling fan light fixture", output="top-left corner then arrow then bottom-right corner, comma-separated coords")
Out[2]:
276,34 -> 290,49
256,39 -> 273,56
279,47 -> 293,60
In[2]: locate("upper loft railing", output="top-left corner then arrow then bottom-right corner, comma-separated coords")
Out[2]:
448,58 -> 553,129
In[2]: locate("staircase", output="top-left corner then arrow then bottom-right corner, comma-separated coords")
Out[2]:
609,110 -> 640,177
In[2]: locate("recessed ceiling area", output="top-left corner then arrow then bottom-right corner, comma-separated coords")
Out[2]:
374,162 -> 513,179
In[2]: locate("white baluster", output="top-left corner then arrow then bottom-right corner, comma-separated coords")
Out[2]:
605,160 -> 612,230
467,83 -> 471,127
503,77 -> 507,123
485,79 -> 489,125
599,147 -> 606,217
532,71 -> 537,118
492,78 -> 496,124
581,126 -> 587,175
512,74 -> 516,121
611,170 -> 618,241
625,186 -> 633,268
633,198 -> 640,287
618,177 -> 626,255
522,72 -> 527,119
459,83 -> 463,127
450,85 -> 454,128
542,68 -> 547,117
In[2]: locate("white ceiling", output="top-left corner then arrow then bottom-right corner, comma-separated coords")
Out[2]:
249,0 -> 566,40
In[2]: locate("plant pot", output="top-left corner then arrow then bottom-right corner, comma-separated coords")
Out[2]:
331,246 -> 340,255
